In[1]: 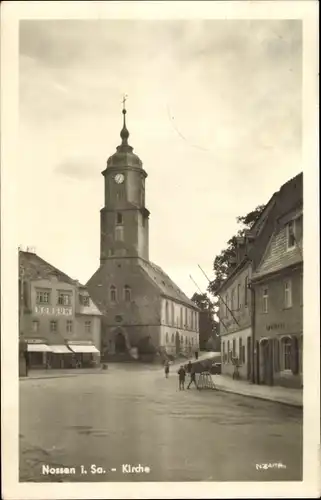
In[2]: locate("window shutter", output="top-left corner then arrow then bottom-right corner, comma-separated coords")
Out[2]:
291,336 -> 299,375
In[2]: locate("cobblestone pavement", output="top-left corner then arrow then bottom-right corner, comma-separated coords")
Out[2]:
19,365 -> 302,482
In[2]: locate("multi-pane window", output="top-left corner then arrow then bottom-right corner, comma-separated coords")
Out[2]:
110,286 -> 117,302
171,303 -> 175,325
79,294 -> 90,307
57,292 -> 72,306
124,285 -> 131,302
180,308 -> 183,328
85,321 -> 91,334
286,220 -> 296,249
32,320 -> 39,333
36,289 -> 51,304
185,308 -> 188,327
282,338 -> 292,370
66,320 -> 73,333
262,288 -> 268,313
244,276 -> 248,306
237,284 -> 241,310
284,280 -> 292,308
50,320 -> 57,332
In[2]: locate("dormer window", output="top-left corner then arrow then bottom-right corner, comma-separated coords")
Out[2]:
286,220 -> 296,249
110,285 -> 117,302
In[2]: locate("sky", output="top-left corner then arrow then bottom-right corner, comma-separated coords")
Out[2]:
18,19 -> 302,298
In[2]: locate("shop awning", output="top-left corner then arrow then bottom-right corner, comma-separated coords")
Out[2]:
68,345 -> 100,354
27,343 -> 51,352
50,345 -> 72,354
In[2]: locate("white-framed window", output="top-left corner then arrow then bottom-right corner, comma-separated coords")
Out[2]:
124,285 -> 131,302
286,220 -> 296,250
284,280 -> 292,308
36,289 -> 51,304
85,321 -> 91,334
282,337 -> 292,370
57,291 -> 72,306
262,287 -> 268,313
244,276 -> 248,306
110,285 -> 117,302
66,320 -> 73,333
50,320 -> 57,332
32,320 -> 39,333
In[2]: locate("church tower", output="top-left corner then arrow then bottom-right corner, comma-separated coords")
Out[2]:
100,102 -> 150,263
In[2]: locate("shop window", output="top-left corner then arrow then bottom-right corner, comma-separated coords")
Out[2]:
50,320 -> 57,333
36,289 -> 51,304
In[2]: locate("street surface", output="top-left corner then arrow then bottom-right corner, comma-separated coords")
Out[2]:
20,364 -> 302,482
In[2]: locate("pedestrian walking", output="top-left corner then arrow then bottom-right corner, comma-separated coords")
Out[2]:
177,365 -> 186,390
164,361 -> 170,379
186,360 -> 192,375
187,365 -> 199,390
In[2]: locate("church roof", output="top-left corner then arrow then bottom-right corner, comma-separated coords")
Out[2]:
106,108 -> 143,170
140,260 -> 199,310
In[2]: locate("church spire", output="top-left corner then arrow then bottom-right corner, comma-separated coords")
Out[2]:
120,94 -> 130,146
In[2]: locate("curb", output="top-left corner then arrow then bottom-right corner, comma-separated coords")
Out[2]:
19,372 -> 109,381
214,385 -> 303,408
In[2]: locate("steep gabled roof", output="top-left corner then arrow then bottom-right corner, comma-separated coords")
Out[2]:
19,251 -> 79,285
140,260 -> 199,310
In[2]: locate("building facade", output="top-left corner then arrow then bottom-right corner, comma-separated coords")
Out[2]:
87,107 -> 199,361
219,261 -> 253,380
19,250 -> 102,369
218,172 -> 303,388
252,189 -> 303,388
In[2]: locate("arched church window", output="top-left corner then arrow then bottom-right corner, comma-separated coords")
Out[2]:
116,212 -> 123,225
165,301 -> 169,324
110,285 -> 117,302
124,285 -> 131,302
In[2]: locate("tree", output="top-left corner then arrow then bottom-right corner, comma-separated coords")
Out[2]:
191,292 -> 220,350
208,204 -> 265,295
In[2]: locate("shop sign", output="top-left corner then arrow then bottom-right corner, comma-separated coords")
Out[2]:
35,306 -> 72,316
27,338 -> 46,344
266,323 -> 285,331
68,340 -> 93,345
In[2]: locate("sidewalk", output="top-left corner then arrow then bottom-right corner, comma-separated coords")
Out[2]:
20,368 -> 108,380
211,374 -> 303,408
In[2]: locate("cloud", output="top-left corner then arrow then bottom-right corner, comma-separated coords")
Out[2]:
54,158 -> 99,180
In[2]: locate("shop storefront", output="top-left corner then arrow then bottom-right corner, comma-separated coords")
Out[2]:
67,341 -> 100,368
47,344 -> 73,369
27,339 -> 51,369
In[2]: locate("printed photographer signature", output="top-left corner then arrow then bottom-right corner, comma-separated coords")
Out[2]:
256,462 -> 287,470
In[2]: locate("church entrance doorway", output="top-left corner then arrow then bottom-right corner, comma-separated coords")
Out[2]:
115,332 -> 127,354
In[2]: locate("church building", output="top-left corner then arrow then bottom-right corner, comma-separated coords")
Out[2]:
87,105 -> 200,361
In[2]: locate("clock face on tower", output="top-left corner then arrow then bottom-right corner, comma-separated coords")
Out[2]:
114,173 -> 125,184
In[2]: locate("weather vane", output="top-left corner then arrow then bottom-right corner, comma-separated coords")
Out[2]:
122,93 -> 128,111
